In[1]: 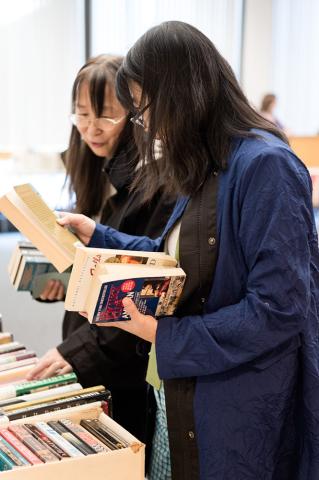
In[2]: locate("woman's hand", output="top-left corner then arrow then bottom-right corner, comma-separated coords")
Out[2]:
26,348 -> 73,380
86,298 -> 158,343
39,280 -> 65,301
56,212 -> 96,245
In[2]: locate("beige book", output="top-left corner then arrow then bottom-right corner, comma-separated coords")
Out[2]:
65,245 -> 178,311
0,184 -> 82,273
83,262 -> 186,323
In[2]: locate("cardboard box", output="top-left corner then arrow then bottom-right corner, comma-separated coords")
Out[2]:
0,402 -> 145,479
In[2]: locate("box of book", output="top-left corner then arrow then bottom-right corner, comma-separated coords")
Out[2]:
0,402 -> 145,479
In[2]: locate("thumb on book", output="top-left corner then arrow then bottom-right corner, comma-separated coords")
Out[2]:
122,297 -> 138,317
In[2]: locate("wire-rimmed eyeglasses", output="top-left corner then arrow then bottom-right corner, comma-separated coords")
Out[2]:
70,113 -> 126,130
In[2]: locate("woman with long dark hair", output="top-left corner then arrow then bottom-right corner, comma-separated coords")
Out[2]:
58,23 -> 319,480
27,54 -> 175,447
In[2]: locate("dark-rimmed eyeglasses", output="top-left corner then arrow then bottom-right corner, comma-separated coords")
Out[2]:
130,104 -> 150,129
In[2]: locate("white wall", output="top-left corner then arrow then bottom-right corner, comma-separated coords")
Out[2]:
241,0 -> 273,110
0,0 -> 85,151
90,0 -> 244,77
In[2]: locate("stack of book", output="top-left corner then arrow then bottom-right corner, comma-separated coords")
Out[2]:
7,241 -> 70,298
65,246 -> 186,324
0,331 -> 112,423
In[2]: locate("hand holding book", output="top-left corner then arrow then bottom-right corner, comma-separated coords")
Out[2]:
56,212 -> 96,246
90,297 -> 158,343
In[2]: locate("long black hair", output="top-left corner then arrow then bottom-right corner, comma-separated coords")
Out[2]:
116,21 -> 287,199
66,54 -> 138,217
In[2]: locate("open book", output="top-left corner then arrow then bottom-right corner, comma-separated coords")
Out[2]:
65,246 -> 185,322
0,184 -> 82,273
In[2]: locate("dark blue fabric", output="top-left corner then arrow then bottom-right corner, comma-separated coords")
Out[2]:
89,131 -> 319,479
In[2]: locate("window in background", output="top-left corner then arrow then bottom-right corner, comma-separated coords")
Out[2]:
90,0 -> 244,78
272,0 -> 319,135
0,0 -> 85,152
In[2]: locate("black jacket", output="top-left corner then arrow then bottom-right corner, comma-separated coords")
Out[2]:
57,150 -> 175,442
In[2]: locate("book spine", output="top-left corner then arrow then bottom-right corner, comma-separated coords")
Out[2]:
7,391 -> 110,420
0,334 -> 13,345
35,422 -> 84,458
48,421 -> 95,455
8,424 -> 59,463
0,444 -> 15,470
0,436 -> 29,466
24,424 -> 68,459
0,358 -> 37,372
86,419 -> 128,448
0,342 -> 24,354
14,372 -> 77,396
59,418 -> 108,453
0,351 -> 35,365
0,428 -> 42,465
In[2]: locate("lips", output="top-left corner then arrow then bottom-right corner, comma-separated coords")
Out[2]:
90,142 -> 105,149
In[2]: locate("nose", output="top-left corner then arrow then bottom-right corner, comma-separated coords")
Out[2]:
86,119 -> 102,134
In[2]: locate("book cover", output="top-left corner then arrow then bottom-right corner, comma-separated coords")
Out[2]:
65,245 -> 178,311
84,263 -> 186,324
0,183 -> 82,273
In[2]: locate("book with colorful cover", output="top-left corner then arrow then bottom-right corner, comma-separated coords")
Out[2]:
65,245 -> 179,312
84,263 -> 186,324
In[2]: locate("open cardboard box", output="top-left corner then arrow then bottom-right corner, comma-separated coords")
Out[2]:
0,401 -> 145,479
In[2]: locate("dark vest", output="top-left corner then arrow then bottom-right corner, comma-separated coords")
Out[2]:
164,171 -> 219,480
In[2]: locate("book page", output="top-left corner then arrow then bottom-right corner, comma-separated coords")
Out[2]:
14,184 -> 79,257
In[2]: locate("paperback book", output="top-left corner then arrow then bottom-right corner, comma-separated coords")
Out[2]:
84,262 -> 186,324
0,184 -> 82,272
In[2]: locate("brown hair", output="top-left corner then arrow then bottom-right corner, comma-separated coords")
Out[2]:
260,94 -> 276,113
65,54 -> 137,217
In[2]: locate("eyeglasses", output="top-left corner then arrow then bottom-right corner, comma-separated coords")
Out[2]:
130,104 -> 150,129
70,113 -> 126,130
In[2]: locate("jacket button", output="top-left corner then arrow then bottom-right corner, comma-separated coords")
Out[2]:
188,431 -> 195,439
208,237 -> 216,246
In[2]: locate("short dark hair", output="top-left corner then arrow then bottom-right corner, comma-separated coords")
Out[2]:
116,21 -> 287,198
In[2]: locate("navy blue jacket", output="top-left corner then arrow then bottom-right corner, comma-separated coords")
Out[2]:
89,131 -> 319,479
